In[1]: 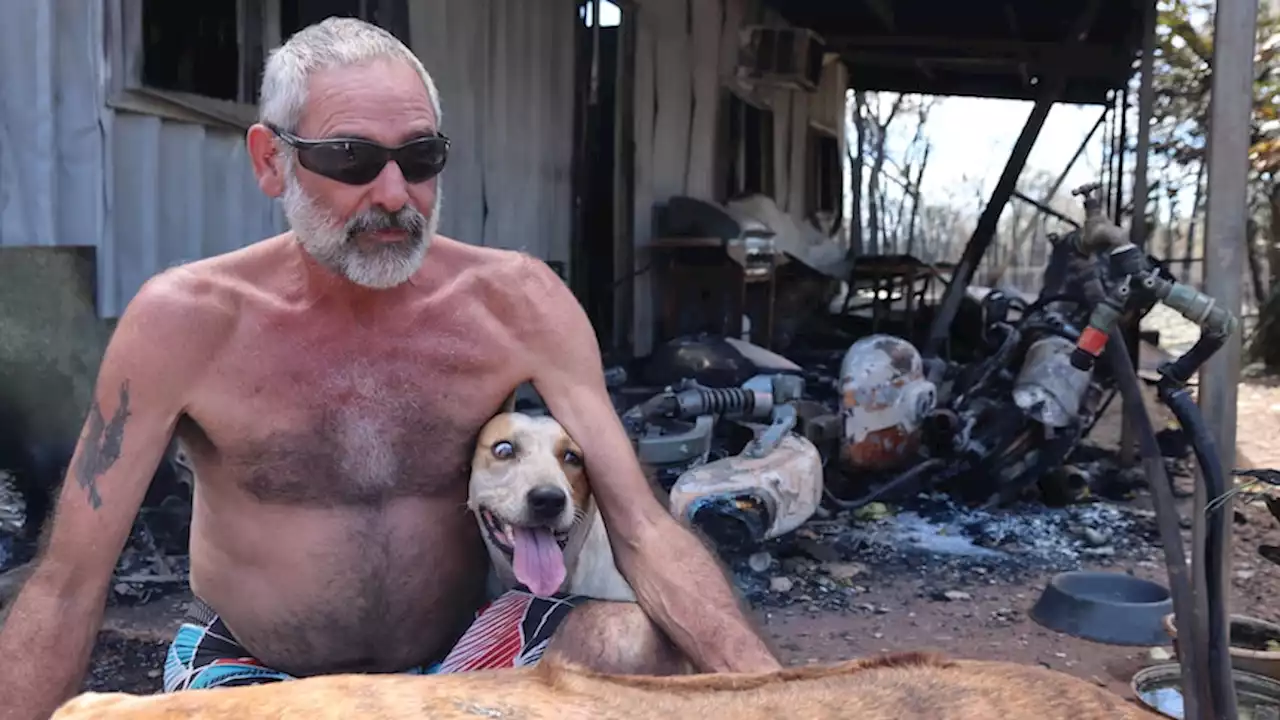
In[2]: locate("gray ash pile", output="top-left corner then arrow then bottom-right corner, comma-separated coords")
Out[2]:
727,493 -> 1161,612
0,470 -> 33,572
82,635 -> 167,694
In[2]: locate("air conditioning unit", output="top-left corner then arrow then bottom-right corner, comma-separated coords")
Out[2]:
737,26 -> 826,93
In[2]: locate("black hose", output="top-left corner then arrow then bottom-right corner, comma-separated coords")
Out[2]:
1160,381 -> 1239,720
964,322 -> 1021,402
1023,292 -> 1090,317
1018,322 -> 1081,343
823,458 -> 947,510
1163,331 -> 1227,388
1082,387 -> 1118,437
1104,330 -> 1212,719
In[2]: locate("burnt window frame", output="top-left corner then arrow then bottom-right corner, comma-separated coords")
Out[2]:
805,123 -> 841,218
105,0 -> 411,131
715,88 -> 776,203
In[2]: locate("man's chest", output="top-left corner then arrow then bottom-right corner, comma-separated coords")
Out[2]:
183,334 -> 524,506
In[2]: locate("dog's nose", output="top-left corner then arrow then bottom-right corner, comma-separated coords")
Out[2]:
526,486 -> 567,521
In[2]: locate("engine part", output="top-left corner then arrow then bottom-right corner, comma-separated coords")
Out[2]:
626,374 -> 803,426
603,366 -> 628,388
623,373 -> 804,490
743,403 -> 797,459
668,432 -> 823,550
1069,182 -> 1127,254
1013,335 -> 1094,428
1061,181 -> 1239,718
673,385 -> 772,420
839,334 -> 937,471
641,334 -> 803,389
633,415 -> 714,468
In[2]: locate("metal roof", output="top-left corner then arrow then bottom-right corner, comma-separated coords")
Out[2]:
765,0 -> 1147,104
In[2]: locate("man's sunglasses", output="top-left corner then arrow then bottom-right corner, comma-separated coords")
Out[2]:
268,124 -> 450,186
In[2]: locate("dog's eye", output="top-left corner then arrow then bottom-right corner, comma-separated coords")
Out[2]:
492,441 -> 515,459
562,449 -> 583,466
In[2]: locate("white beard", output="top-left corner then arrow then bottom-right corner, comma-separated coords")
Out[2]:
279,160 -> 442,289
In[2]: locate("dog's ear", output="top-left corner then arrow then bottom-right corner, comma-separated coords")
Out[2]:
498,391 -> 518,415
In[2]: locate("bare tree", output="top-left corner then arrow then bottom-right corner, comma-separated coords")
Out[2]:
846,91 -> 867,257
864,93 -> 905,255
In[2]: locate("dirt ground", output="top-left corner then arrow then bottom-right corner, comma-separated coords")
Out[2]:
53,319 -> 1280,705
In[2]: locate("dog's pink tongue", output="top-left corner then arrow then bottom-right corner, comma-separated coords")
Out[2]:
512,526 -> 566,597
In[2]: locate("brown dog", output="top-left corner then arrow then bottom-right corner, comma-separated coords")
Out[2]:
468,410 -> 637,601
53,651 -> 1162,719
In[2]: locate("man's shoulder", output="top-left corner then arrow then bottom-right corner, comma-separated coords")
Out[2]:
439,238 -> 569,307
121,256 -> 248,345
129,236 -> 287,323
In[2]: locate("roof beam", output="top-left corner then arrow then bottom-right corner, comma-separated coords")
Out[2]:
826,35 -> 1133,55
860,0 -> 895,31
838,49 -> 1126,79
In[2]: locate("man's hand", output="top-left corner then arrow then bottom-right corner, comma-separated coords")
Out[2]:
0,272 -> 224,720
512,256 -> 781,674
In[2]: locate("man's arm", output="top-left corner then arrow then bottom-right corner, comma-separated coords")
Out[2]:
0,274 -> 219,720
515,257 -> 781,674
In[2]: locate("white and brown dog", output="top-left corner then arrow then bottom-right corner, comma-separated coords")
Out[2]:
467,408 -> 637,602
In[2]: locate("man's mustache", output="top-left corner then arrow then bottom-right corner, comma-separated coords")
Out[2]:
347,207 -> 427,239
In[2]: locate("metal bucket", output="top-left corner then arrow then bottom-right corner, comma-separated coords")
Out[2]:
1131,662 -> 1280,719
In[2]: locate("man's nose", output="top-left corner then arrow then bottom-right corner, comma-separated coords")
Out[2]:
367,160 -> 410,212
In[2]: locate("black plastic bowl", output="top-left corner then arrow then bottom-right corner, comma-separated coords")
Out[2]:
1029,570 -> 1173,646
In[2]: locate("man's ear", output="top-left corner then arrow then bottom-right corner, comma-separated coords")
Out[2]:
247,122 -> 287,198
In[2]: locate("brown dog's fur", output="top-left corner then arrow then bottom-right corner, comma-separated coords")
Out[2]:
53,651 -> 1162,719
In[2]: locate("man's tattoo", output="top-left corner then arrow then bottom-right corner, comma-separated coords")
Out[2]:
74,381 -> 132,510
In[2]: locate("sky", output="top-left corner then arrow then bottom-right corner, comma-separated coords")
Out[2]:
899,97 -> 1109,209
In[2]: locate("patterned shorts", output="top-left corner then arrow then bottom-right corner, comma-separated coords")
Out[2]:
163,590 -> 586,692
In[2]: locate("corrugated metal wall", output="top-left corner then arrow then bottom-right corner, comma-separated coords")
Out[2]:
0,0 -> 575,319
407,0 -> 577,264
629,0 -> 850,354
0,0 -> 286,317
0,0 -> 106,252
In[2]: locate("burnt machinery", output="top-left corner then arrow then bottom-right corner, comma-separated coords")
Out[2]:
830,184 -> 1180,509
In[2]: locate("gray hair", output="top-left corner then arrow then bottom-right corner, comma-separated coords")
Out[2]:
258,17 -> 442,132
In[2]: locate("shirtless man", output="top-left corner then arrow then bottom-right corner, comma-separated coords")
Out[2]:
0,18 -> 779,720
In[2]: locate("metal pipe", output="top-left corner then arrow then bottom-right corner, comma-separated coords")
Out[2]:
1007,109 -> 1103,245
1011,190 -> 1081,228
923,0 -> 1103,357
1129,0 -> 1157,246
1119,0 -> 1160,468
591,0 -> 601,105
1104,329 -> 1210,720
1199,0 -> 1256,482
1045,109 -> 1108,204
1114,84 -> 1129,224
1101,91 -> 1114,207
1197,0 -> 1258,716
